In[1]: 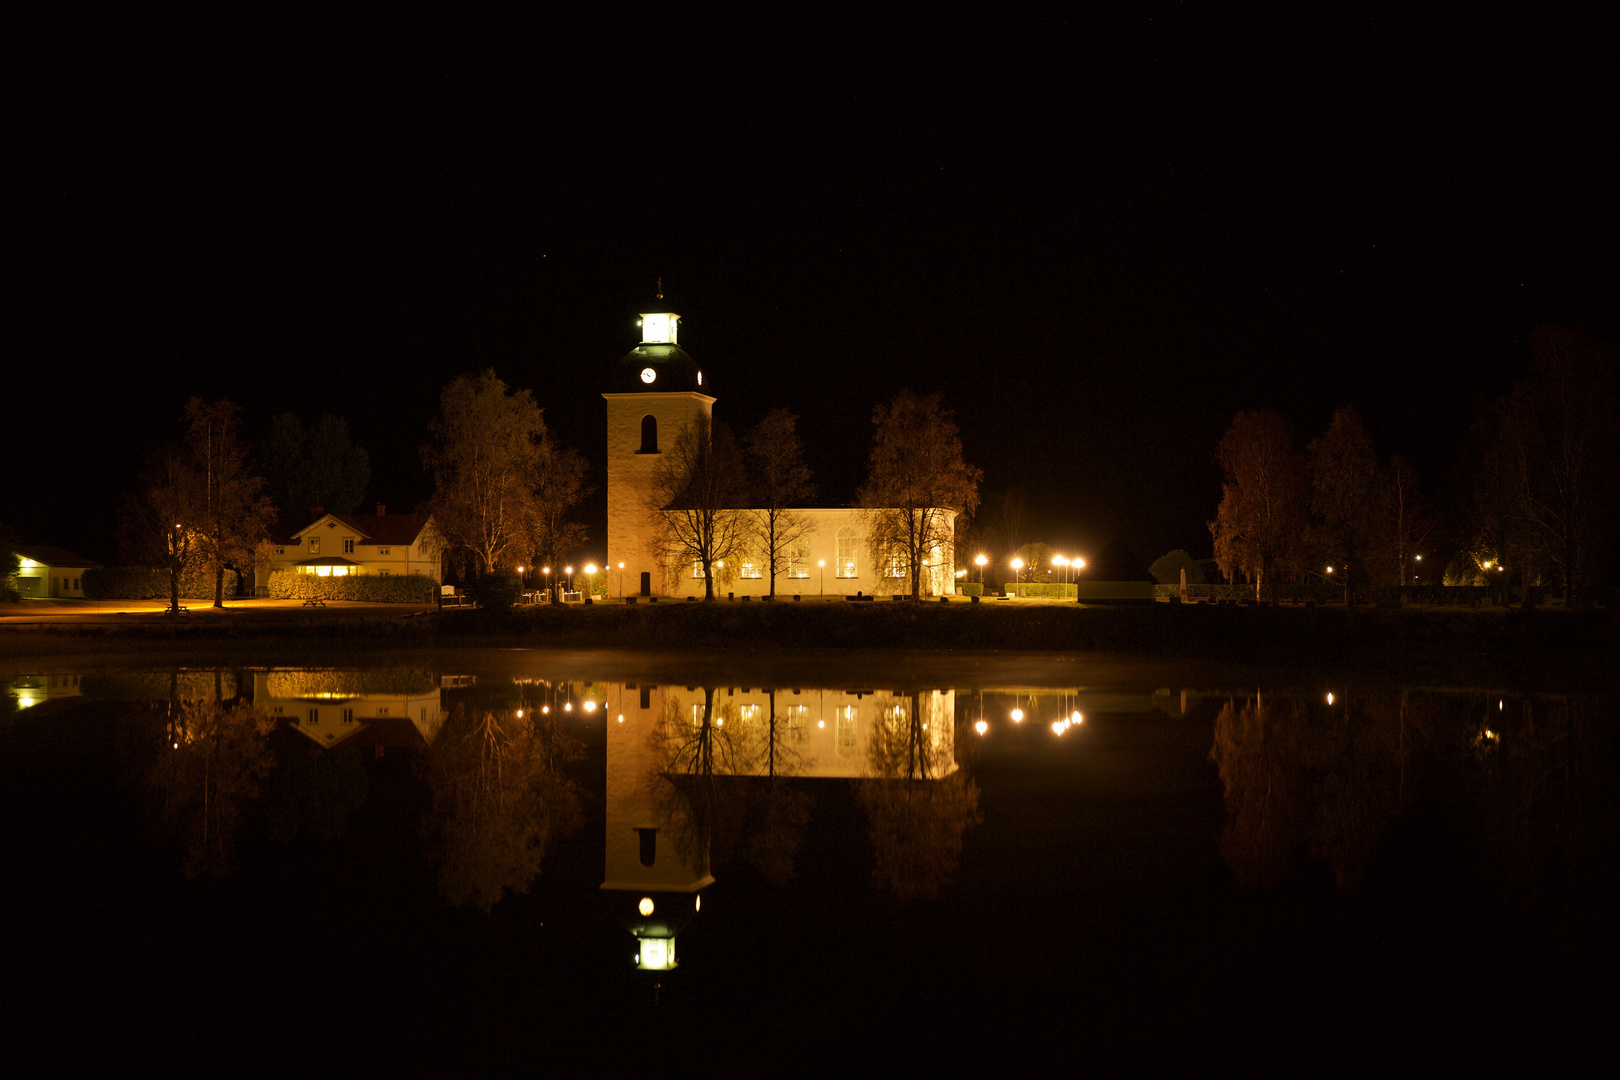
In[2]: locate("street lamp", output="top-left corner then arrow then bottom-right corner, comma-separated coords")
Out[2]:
975,554 -> 987,586
818,559 -> 825,597
584,563 -> 597,599
618,561 -> 625,598
565,565 -> 574,593
1011,557 -> 1024,590
1053,555 -> 1067,585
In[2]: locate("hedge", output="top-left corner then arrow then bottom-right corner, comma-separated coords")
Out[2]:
1002,583 -> 1078,598
267,570 -> 438,603
957,583 -> 983,597
83,566 -> 242,600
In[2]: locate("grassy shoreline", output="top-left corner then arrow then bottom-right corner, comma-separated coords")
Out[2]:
1,601 -> 1613,689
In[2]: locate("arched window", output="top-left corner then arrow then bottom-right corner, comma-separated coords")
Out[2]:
638,415 -> 658,454
835,528 -> 857,578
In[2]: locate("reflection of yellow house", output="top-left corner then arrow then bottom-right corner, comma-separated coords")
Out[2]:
6,673 -> 85,710
254,670 -> 443,751
257,509 -> 441,588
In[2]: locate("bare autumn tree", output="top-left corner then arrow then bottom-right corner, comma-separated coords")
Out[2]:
526,431 -> 593,602
119,444 -> 206,613
259,412 -> 371,517
423,370 -> 544,576
743,408 -> 815,598
150,696 -> 277,878
1503,327 -> 1616,603
648,415 -> 749,599
1308,404 -> 1381,602
183,398 -> 276,607
1210,409 -> 1308,599
858,391 -> 981,599
1384,454 -> 1433,587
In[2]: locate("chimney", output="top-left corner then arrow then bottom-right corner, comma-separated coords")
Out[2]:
310,506 -> 325,521
376,503 -> 386,517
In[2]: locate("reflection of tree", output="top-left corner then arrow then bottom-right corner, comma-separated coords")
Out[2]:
149,698 -> 277,878
421,705 -> 580,912
259,737 -> 370,845
1211,693 -> 1413,888
653,688 -> 813,886
858,692 -> 981,902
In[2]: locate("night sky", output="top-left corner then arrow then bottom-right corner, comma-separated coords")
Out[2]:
9,5 -> 1617,567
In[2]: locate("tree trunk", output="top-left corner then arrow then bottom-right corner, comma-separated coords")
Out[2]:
214,565 -> 225,608
170,568 -> 181,614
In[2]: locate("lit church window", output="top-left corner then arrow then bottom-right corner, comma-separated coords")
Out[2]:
836,528 -> 857,578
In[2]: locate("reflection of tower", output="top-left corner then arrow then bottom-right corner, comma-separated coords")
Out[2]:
602,299 -> 714,598
601,682 -> 711,970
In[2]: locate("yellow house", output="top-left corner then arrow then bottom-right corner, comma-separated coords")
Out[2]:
258,507 -> 441,588
7,545 -> 102,599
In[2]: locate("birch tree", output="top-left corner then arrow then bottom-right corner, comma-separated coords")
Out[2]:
858,391 -> 980,599
743,408 -> 815,598
647,415 -> 748,599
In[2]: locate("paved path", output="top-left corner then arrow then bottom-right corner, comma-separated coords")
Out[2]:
0,598 -> 437,626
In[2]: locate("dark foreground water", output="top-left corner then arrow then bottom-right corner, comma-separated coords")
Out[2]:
2,652 -> 1615,1072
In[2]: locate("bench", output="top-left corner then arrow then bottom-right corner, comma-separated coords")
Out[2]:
439,586 -> 469,607
301,597 -> 326,608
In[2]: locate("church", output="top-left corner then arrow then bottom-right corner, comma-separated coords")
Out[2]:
603,301 -> 959,599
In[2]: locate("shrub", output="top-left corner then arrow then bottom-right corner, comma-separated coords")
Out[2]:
266,570 -> 438,603
957,582 -> 983,597
1002,583 -> 1076,598
84,566 -> 241,600
467,570 -> 522,611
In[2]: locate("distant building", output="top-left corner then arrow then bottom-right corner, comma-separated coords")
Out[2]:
257,506 -> 441,591
6,545 -> 103,598
603,301 -> 957,598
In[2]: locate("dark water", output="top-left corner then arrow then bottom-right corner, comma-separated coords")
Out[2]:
3,655 -> 1615,1071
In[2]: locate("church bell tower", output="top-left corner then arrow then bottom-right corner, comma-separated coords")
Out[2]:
603,295 -> 714,597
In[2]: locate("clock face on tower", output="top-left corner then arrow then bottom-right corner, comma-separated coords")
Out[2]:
640,367 -> 656,384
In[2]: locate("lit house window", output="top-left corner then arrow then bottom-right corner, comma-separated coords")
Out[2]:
787,544 -> 809,579
691,703 -> 706,728
692,560 -> 707,579
883,703 -> 908,731
835,705 -> 858,757
738,704 -> 761,727
885,549 -> 908,578
739,554 -> 762,579
787,704 -> 809,739
836,528 -> 857,578
309,537 -> 320,555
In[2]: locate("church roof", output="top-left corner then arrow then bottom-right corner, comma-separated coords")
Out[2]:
615,342 -> 705,393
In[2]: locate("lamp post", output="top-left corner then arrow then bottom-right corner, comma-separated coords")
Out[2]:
1011,557 -> 1024,595
1054,555 -> 1067,586
542,566 -> 551,602
585,563 -> 597,600
818,559 -> 825,597
975,554 -> 987,587
565,565 -> 574,594
618,561 -> 625,598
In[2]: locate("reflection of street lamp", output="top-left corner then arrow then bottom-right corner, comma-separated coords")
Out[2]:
818,559 -> 825,597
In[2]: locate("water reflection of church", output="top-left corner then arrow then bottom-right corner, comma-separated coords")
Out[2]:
601,683 -> 958,969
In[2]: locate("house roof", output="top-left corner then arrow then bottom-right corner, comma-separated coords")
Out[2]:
10,545 -> 104,569
292,512 -> 430,546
